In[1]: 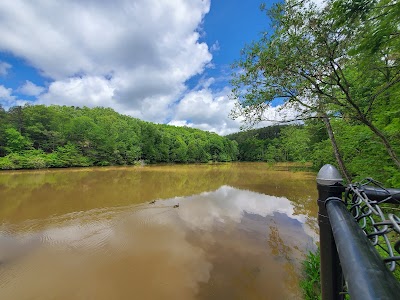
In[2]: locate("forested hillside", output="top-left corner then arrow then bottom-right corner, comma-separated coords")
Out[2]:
0,105 -> 238,169
227,120 -> 400,187
226,125 -> 285,161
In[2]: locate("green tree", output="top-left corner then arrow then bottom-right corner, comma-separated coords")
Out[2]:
7,106 -> 25,134
22,105 -> 61,151
65,116 -> 103,162
0,105 -> 7,156
170,136 -> 188,162
0,105 -> 239,168
231,0 -> 400,179
4,128 -> 32,153
280,126 -> 310,162
55,142 -> 91,167
238,137 -> 265,161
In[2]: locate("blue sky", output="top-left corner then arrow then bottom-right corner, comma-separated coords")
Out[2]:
0,0 -> 292,135
191,0 -> 269,88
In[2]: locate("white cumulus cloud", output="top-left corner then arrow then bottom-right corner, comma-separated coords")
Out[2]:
169,86 -> 242,135
18,80 -> 45,96
0,0 -> 212,123
0,0 -> 305,134
0,85 -> 14,101
169,83 -> 302,135
0,85 -> 27,108
0,61 -> 11,76
39,76 -> 115,108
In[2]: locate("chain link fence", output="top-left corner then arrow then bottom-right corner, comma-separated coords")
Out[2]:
317,164 -> 400,300
345,178 -> 400,273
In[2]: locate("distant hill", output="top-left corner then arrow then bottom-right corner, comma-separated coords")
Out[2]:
225,125 -> 288,161
225,125 -> 285,143
0,105 -> 238,169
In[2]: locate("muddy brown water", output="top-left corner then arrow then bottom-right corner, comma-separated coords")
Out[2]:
0,162 -> 318,299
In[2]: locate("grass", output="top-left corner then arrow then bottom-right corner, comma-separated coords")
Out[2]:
299,249 -> 321,300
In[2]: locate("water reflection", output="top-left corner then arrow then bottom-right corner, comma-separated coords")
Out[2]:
0,185 -> 316,299
0,163 -> 317,223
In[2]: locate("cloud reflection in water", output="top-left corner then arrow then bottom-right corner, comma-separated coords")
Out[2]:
0,186 -> 317,300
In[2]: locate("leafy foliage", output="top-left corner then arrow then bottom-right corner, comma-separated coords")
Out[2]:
0,105 -> 238,169
230,0 -> 400,185
227,121 -> 400,187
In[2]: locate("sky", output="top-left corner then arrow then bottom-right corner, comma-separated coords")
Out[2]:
0,0 -> 324,135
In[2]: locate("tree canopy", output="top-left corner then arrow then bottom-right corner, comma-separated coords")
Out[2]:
231,0 -> 400,181
0,105 -> 238,169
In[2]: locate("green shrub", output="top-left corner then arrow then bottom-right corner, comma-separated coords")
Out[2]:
55,143 -> 92,167
44,152 -> 64,168
0,156 -> 16,170
25,155 -> 47,169
300,249 -> 321,300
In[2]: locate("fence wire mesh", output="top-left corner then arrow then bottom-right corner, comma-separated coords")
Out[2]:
344,178 -> 400,273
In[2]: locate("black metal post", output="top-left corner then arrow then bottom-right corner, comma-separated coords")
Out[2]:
317,164 -> 345,300
326,199 -> 400,300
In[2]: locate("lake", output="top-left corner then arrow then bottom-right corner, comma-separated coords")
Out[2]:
0,162 -> 318,299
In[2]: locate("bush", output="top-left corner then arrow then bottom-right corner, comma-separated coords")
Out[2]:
25,155 -> 47,169
0,156 -> 16,170
55,143 -> 92,167
44,152 -> 64,168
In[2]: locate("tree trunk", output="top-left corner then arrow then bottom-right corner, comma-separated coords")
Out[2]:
322,115 -> 352,183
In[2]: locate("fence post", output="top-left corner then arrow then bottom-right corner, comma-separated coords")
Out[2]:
317,164 -> 345,300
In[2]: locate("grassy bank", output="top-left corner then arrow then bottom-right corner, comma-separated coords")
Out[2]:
300,250 -> 321,300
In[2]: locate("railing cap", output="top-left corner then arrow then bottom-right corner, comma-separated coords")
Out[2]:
317,164 -> 343,186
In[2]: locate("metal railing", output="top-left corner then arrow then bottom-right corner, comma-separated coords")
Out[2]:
317,164 -> 400,300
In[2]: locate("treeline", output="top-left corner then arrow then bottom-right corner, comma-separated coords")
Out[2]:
226,125 -> 285,161
230,0 -> 400,187
227,120 -> 400,187
0,105 -> 238,169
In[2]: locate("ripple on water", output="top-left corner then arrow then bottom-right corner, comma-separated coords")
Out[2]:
0,186 -> 317,300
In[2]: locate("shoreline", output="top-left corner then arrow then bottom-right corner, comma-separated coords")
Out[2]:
0,161 -> 313,175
